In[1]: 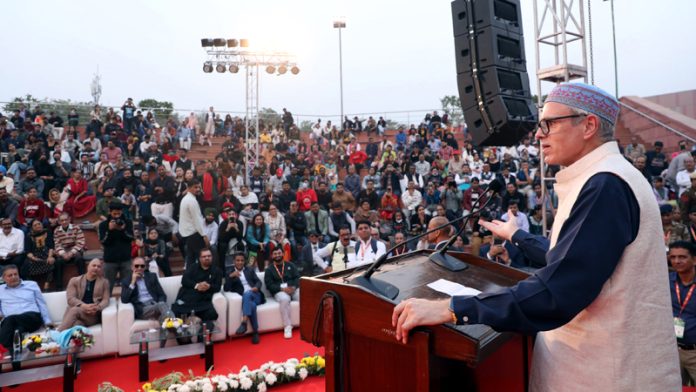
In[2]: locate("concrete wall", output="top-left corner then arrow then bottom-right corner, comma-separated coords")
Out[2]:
615,96 -> 696,155
644,90 -> 696,120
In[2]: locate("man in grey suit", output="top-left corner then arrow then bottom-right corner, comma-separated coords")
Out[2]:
304,202 -> 330,243
120,257 -> 168,320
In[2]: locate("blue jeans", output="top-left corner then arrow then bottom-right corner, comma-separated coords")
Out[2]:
242,290 -> 263,332
8,161 -> 27,179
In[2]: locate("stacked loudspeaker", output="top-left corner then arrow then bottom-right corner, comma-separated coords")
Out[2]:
452,0 -> 537,146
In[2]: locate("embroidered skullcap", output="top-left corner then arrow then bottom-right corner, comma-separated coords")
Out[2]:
545,83 -> 620,126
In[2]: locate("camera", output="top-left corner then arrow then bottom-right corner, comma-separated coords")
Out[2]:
114,219 -> 125,226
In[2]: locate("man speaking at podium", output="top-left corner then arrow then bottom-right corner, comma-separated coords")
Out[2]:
392,83 -> 680,391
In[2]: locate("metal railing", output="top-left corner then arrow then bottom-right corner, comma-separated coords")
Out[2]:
619,101 -> 696,143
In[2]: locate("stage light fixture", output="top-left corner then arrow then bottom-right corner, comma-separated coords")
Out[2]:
227,39 -> 239,48
278,65 -> 287,75
201,38 -> 214,47
216,63 -> 226,73
291,66 -> 300,75
240,39 -> 249,48
266,65 -> 276,74
203,61 -> 213,73
213,38 -> 226,47
229,64 -> 240,73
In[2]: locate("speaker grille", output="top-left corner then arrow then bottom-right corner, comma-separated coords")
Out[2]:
497,36 -> 521,59
502,97 -> 533,117
494,0 -> 519,24
497,69 -> 523,92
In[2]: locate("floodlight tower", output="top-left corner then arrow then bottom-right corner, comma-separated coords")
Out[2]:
201,38 -> 300,183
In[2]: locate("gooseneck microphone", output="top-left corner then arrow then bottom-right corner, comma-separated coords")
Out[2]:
429,179 -> 503,272
352,179 -> 503,299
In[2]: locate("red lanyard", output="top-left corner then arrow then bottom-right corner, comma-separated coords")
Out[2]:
274,262 -> 285,282
676,281 -> 696,317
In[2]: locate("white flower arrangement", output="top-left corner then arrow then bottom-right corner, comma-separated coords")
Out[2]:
121,354 -> 326,392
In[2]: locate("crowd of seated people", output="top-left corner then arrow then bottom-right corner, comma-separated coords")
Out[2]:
2,97 -> 696,358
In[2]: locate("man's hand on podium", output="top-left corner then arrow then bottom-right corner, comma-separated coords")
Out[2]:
392,298 -> 452,344
478,208 -> 519,241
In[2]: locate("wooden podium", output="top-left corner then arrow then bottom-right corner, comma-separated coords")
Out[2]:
300,250 -> 532,392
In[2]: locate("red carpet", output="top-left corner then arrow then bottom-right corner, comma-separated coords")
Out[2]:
11,331 -> 324,391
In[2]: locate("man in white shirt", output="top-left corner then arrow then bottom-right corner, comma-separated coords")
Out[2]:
676,157 -> 696,197
401,181 -> 423,220
354,221 -> 387,265
500,201 -> 530,233
0,169 -> 14,194
314,226 -> 357,272
414,154 -> 431,178
179,179 -> 209,268
0,218 -> 24,268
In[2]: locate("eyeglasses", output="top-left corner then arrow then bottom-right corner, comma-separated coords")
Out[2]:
537,114 -> 587,135
134,265 -> 146,269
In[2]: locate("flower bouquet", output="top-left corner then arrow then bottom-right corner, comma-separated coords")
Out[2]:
70,328 -> 95,348
21,334 -> 43,352
162,317 -> 184,333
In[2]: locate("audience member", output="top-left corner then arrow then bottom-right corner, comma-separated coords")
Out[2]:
57,258 -> 110,330
226,253 -> 265,344
264,246 -> 299,339
120,257 -> 169,320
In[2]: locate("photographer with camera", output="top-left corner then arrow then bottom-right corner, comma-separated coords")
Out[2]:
98,202 -> 134,293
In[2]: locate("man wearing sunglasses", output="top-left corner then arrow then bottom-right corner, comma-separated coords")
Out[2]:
393,83 -> 679,390
120,257 -> 168,321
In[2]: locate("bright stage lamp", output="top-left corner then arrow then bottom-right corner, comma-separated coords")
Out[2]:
213,38 -> 226,47
216,63 -> 226,73
240,39 -> 249,48
201,39 -> 214,47
203,62 -> 213,73
290,66 -> 300,75
229,64 -> 240,73
227,39 -> 238,47
278,65 -> 287,75
266,65 -> 276,74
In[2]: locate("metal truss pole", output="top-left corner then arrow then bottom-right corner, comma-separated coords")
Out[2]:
244,64 -> 259,184
534,0 -> 589,236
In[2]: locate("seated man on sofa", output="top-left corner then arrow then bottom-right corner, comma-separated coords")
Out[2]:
57,258 -> 110,331
224,253 -> 265,344
264,246 -> 300,339
120,257 -> 168,321
0,264 -> 52,352
171,248 -> 222,331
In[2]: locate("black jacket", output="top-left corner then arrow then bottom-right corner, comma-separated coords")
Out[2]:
98,217 -> 134,263
264,261 -> 300,296
120,271 -> 167,319
172,263 -> 223,317
223,266 -> 266,304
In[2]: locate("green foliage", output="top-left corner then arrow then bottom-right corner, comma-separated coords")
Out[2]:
440,95 -> 464,126
138,99 -> 174,118
298,120 -> 313,132
258,107 -> 281,129
3,95 -> 93,126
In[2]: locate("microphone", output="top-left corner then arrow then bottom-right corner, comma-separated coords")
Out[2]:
352,179 -> 502,299
429,179 -> 503,271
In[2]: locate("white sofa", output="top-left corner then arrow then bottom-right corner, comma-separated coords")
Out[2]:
116,275 -> 227,356
43,292 -> 118,359
224,271 -> 300,337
